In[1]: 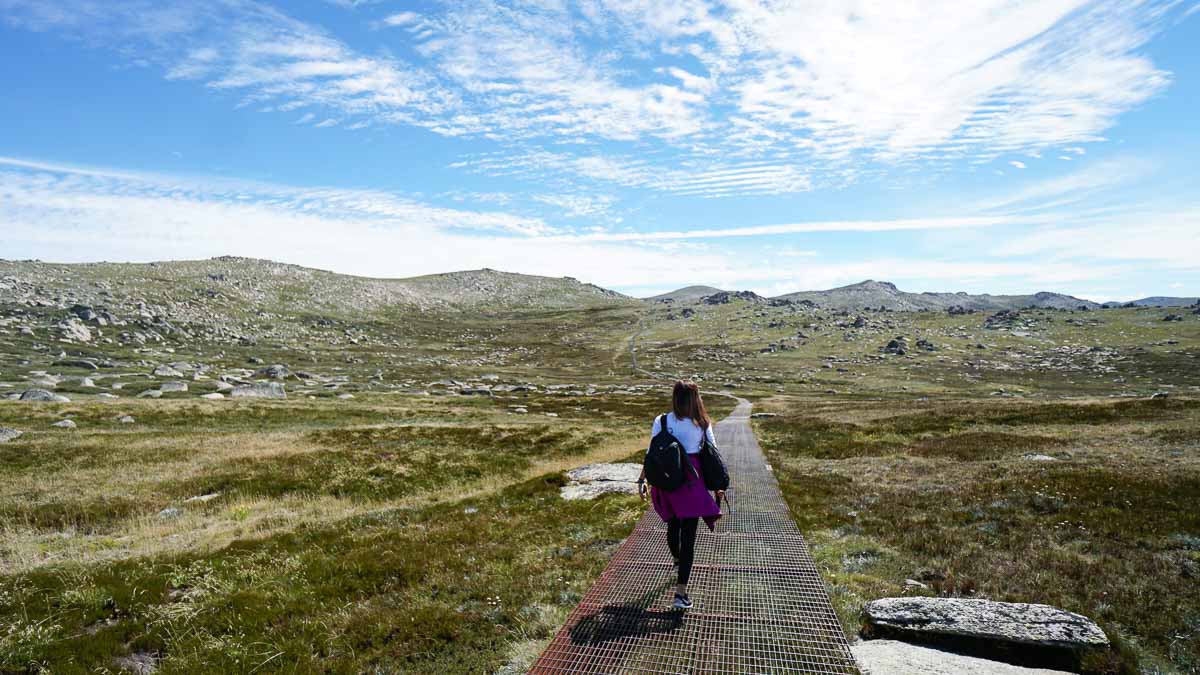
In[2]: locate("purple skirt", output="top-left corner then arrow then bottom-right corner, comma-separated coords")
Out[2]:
651,454 -> 722,531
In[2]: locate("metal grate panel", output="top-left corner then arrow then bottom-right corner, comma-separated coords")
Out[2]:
530,400 -> 859,674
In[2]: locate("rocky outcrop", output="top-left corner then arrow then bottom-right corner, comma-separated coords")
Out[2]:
56,317 -> 93,342
19,388 -> 71,402
152,365 -> 184,378
560,463 -> 642,500
0,428 -> 22,443
861,597 -> 1108,671
853,640 -> 1072,675
255,364 -> 291,380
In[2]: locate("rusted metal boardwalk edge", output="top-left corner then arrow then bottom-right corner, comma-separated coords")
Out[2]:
530,400 -> 859,674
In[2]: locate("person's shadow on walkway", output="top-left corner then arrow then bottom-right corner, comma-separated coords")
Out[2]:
569,581 -> 685,646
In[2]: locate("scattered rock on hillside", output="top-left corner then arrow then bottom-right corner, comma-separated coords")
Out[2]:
159,381 -> 188,393
118,415 -> 136,424
20,388 -> 70,402
200,393 -> 225,400
861,597 -> 1108,669
255,364 -> 291,379
231,382 -> 286,399
52,419 -> 77,429
702,290 -> 763,305
57,317 -> 93,342
1151,392 -> 1170,399
0,428 -> 22,443
1163,314 -> 1183,322
883,337 -> 908,355
152,365 -> 183,378
54,358 -> 99,370
560,463 -> 642,500
853,640 -> 1072,675
138,389 -> 163,399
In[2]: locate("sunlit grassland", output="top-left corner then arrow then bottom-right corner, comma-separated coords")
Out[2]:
755,395 -> 1200,674
0,389 -> 735,672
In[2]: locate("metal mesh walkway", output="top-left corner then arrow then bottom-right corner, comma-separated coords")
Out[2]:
531,400 -> 859,674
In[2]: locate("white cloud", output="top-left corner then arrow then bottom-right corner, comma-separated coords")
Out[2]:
978,157 -> 1153,212
554,216 -> 1036,242
380,12 -> 419,27
1009,160 -> 1027,169
4,156 -> 1190,299
993,209 -> 1200,268
532,194 -> 616,218
0,0 -> 1182,192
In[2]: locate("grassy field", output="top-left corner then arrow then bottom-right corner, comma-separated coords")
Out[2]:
755,395 -> 1200,674
2,260 -> 1198,673
0,390 -> 736,673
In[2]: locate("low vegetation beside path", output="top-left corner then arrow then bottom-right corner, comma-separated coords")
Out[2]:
755,395 -> 1200,674
0,392 -> 736,672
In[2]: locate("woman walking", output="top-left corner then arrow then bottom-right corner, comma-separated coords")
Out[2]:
638,380 -> 725,610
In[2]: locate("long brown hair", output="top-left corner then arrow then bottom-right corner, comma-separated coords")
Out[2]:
672,380 -> 711,429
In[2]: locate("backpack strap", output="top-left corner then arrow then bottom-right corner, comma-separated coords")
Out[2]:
657,413 -> 668,436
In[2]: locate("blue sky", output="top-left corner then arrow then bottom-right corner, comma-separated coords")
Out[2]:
1,0 -> 1197,300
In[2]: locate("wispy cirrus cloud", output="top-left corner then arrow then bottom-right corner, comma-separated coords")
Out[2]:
0,156 -> 553,237
0,0 -> 1185,196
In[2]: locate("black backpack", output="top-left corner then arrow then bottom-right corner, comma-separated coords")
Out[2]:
698,433 -> 730,492
643,414 -> 691,491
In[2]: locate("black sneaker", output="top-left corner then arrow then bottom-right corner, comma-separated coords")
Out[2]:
671,556 -> 679,567
672,593 -> 692,609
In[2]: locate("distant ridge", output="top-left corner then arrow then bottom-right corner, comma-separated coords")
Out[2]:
1103,296 -> 1199,308
5,257 -> 1187,313
775,280 -> 1100,311
0,257 -> 635,314
646,285 -> 727,302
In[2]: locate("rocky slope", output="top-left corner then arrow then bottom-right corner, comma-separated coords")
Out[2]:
0,257 -> 631,321
773,280 -> 1101,311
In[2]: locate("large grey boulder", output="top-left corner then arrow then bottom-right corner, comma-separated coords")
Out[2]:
0,428 -> 22,443
231,382 -> 287,399
20,389 -> 70,402
255,364 -> 291,380
560,463 -> 642,500
52,419 -> 77,429
57,317 -> 93,342
159,381 -> 188,393
862,597 -> 1108,670
853,640 -> 1072,675
152,365 -> 184,378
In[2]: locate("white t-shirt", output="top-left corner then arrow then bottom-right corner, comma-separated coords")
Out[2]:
650,412 -> 716,455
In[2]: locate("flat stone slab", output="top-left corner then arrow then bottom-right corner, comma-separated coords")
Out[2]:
0,428 -> 22,443
862,597 -> 1108,670
560,462 -> 641,500
231,382 -> 287,399
854,640 -> 1072,675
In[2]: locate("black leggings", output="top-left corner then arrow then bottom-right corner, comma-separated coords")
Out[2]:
667,517 -> 699,586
